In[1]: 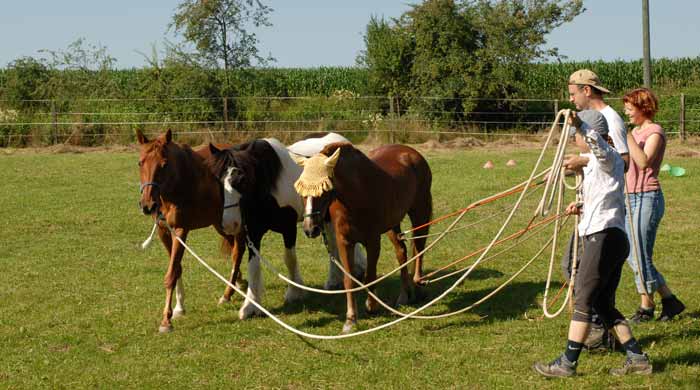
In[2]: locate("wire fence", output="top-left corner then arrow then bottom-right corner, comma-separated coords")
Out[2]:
0,94 -> 698,147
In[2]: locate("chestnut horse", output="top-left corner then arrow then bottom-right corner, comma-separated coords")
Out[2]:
293,142 -> 432,333
136,129 -> 245,333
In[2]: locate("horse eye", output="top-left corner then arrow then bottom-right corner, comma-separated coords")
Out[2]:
138,160 -> 143,167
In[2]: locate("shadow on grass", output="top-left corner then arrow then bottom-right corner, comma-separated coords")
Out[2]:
638,328 -> 700,346
653,351 -> 700,372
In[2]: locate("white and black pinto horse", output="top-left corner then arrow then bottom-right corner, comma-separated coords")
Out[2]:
207,133 -> 366,319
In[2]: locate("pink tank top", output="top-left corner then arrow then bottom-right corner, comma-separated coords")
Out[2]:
626,123 -> 666,193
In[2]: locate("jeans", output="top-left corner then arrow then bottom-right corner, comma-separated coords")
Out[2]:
625,190 -> 666,294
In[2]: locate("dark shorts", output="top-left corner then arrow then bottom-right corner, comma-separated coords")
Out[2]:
572,227 -> 630,328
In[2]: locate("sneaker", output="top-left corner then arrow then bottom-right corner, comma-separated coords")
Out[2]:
533,355 -> 577,378
583,326 -> 620,353
609,353 -> 652,376
658,295 -> 685,321
628,307 -> 654,324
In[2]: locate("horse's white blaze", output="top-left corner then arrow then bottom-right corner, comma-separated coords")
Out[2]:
221,166 -> 242,235
283,247 -> 305,302
304,196 -> 314,226
239,254 -> 264,319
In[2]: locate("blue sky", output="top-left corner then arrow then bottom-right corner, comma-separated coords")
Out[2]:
1,1 -> 698,69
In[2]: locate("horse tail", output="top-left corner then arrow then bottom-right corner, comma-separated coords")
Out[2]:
220,237 -> 233,257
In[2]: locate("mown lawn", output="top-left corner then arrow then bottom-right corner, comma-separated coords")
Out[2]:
1,142 -> 698,389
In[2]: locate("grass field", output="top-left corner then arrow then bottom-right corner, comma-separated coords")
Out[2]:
1,141 -> 698,389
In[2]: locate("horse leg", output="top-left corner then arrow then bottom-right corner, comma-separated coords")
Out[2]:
239,235 -> 265,320
336,237 -> 358,334
282,224 -> 305,303
322,221 -> 344,290
173,279 -> 185,318
409,197 -> 431,287
219,233 -> 246,305
387,227 -> 413,306
323,221 -> 367,290
363,236 -> 382,314
156,227 -> 186,318
160,227 -> 188,333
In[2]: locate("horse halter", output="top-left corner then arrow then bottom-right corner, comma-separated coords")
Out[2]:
224,201 -> 240,210
140,181 -> 160,194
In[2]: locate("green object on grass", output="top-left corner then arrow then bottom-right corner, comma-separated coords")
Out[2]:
660,163 -> 671,172
669,166 -> 686,177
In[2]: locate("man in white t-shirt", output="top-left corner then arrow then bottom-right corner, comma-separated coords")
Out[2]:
567,69 -> 629,168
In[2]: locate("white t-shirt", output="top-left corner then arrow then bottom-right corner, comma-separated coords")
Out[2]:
598,105 -> 629,155
578,126 -> 626,236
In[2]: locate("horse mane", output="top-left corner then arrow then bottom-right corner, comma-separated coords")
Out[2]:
319,142 -> 369,164
208,140 -> 282,195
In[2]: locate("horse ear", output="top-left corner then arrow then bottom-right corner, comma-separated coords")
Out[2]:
290,153 -> 306,166
136,129 -> 148,145
324,148 -> 341,168
165,129 -> 172,144
209,143 -> 221,155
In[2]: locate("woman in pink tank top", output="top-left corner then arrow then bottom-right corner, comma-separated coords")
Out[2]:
623,88 -> 685,323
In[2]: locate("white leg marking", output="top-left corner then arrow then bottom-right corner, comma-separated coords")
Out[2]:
239,254 -> 264,320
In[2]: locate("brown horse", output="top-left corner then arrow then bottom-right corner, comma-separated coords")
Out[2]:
136,129 -> 245,333
293,142 -> 432,333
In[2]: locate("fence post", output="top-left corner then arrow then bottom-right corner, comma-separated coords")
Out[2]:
679,93 -> 686,143
553,99 -> 559,116
51,100 -> 58,144
222,96 -> 230,138
388,96 -> 395,143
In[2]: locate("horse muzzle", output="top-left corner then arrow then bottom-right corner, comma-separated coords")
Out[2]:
139,200 -> 159,215
303,223 -> 321,239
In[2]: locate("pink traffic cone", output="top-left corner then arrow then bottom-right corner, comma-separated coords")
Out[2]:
483,160 -> 494,169
506,159 -> 517,167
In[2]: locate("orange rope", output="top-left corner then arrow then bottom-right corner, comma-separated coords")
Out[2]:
418,213 -> 562,283
402,179 -> 546,236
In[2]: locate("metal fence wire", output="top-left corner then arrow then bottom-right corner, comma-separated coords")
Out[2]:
0,95 -> 697,146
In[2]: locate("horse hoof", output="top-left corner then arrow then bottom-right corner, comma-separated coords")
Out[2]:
284,287 -> 306,304
412,287 -> 427,302
158,324 -> 173,333
395,292 -> 409,307
239,305 -> 263,320
218,296 -> 230,306
365,299 -> 380,315
172,308 -> 185,318
341,321 -> 356,334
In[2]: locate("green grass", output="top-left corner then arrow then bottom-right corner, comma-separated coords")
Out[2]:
1,145 -> 698,389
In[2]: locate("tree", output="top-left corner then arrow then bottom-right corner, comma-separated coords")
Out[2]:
2,57 -> 51,111
360,0 -> 584,119
170,0 -> 274,96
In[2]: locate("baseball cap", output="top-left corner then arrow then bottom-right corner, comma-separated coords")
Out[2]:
568,69 -> 611,94
569,109 -> 609,137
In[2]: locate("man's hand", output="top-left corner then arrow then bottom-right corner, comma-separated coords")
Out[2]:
563,154 -> 589,172
565,201 -> 582,215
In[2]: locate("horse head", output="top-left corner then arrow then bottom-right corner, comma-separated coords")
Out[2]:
293,147 -> 341,238
136,129 -> 176,216
207,143 -> 246,235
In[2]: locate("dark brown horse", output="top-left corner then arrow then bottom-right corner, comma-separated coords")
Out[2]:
293,142 -> 432,333
136,129 -> 244,333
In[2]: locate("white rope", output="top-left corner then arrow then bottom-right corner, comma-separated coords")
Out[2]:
141,220 -> 158,249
